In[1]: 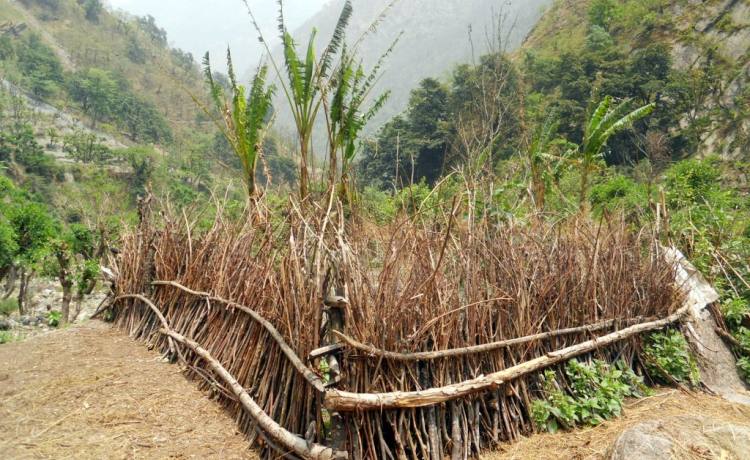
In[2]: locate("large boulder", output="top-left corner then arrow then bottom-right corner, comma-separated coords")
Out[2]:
609,416 -> 750,460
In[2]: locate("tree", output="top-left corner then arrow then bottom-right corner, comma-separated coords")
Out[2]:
81,0 -> 103,22
63,130 -> 112,163
575,96 -> 655,208
67,68 -> 118,126
408,78 -> 449,184
4,202 -> 56,314
15,33 -> 64,98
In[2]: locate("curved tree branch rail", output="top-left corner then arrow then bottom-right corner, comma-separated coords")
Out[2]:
332,316 -> 647,362
150,280 -> 326,393
112,295 -> 347,460
323,304 -> 690,411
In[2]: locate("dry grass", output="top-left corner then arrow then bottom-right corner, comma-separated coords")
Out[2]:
0,321 -> 256,460
483,389 -> 750,460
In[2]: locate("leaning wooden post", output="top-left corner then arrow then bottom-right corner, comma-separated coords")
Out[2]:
320,267 -> 349,454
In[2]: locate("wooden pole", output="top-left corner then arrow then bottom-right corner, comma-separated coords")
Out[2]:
324,305 -> 690,411
332,316 -> 646,361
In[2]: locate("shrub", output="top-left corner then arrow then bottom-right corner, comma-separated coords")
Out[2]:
0,298 -> 16,316
643,330 -> 700,386
47,310 -> 62,327
531,359 -> 649,433
722,297 -> 750,330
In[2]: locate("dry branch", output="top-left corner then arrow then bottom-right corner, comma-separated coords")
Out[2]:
332,316 -> 647,361
152,280 -> 327,393
324,305 -> 689,411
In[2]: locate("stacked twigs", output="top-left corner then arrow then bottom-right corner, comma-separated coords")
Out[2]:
111,197 -> 683,459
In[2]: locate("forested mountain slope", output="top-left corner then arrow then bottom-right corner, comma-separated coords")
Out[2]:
523,0 -> 750,159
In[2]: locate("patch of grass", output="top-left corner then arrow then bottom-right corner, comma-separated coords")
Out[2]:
0,330 -> 23,344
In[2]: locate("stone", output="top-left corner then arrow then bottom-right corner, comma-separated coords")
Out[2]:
0,319 -> 11,331
609,427 -> 673,460
609,416 -> 750,460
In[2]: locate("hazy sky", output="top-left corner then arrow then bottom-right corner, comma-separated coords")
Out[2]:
105,0 -> 330,72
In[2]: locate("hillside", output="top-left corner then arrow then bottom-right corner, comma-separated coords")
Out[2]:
266,0 -> 553,137
522,0 -> 750,160
0,0 -> 208,142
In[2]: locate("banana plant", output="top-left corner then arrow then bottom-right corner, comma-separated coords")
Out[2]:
326,40 -> 396,203
202,50 -> 274,198
245,0 -> 353,199
575,96 -> 655,209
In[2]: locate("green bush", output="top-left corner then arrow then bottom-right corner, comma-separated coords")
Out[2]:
643,330 -> 700,386
531,359 -> 649,433
722,297 -> 750,330
589,174 -> 648,216
0,331 -> 14,344
47,310 -> 62,327
0,298 -> 16,316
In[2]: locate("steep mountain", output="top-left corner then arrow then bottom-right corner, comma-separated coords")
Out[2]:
265,0 -> 552,136
522,0 -> 750,160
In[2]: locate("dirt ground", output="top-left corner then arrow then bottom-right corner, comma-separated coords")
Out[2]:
2,321 -> 749,460
0,321 -> 256,459
483,389 -> 750,460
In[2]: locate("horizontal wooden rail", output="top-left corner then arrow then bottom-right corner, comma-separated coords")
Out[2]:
151,280 -> 327,393
115,294 -> 346,460
324,305 -> 689,411
333,316 -> 647,362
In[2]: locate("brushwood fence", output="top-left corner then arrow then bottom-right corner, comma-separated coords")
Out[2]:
107,201 -> 691,459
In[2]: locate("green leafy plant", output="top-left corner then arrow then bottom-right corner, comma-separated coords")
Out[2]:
531,359 -> 650,433
574,95 -> 654,208
202,51 -> 274,198
0,331 -> 15,344
643,330 -> 700,386
47,310 -> 62,327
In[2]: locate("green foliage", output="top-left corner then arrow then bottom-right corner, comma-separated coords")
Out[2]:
116,146 -> 156,198
47,310 -> 62,327
589,174 -> 648,215
0,126 -> 59,179
575,95 -> 655,207
202,51 -> 274,197
62,130 -> 112,163
664,158 -> 721,208
721,297 -> 749,330
14,33 -> 64,98
643,330 -> 700,386
0,298 -> 16,316
79,0 -> 102,22
738,356 -> 750,381
358,186 -> 396,224
531,360 -> 649,433
0,213 -> 19,270
5,201 -> 57,266
0,331 -> 16,344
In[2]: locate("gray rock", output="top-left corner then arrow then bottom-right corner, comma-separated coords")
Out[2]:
609,416 -> 750,460
609,426 -> 673,460
0,319 -> 11,331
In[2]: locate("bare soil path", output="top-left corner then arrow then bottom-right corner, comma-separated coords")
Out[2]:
0,321 -> 256,459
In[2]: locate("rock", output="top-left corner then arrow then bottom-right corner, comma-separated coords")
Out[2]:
609,428 -> 673,460
609,416 -> 750,460
0,319 -> 11,331
19,316 -> 32,326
